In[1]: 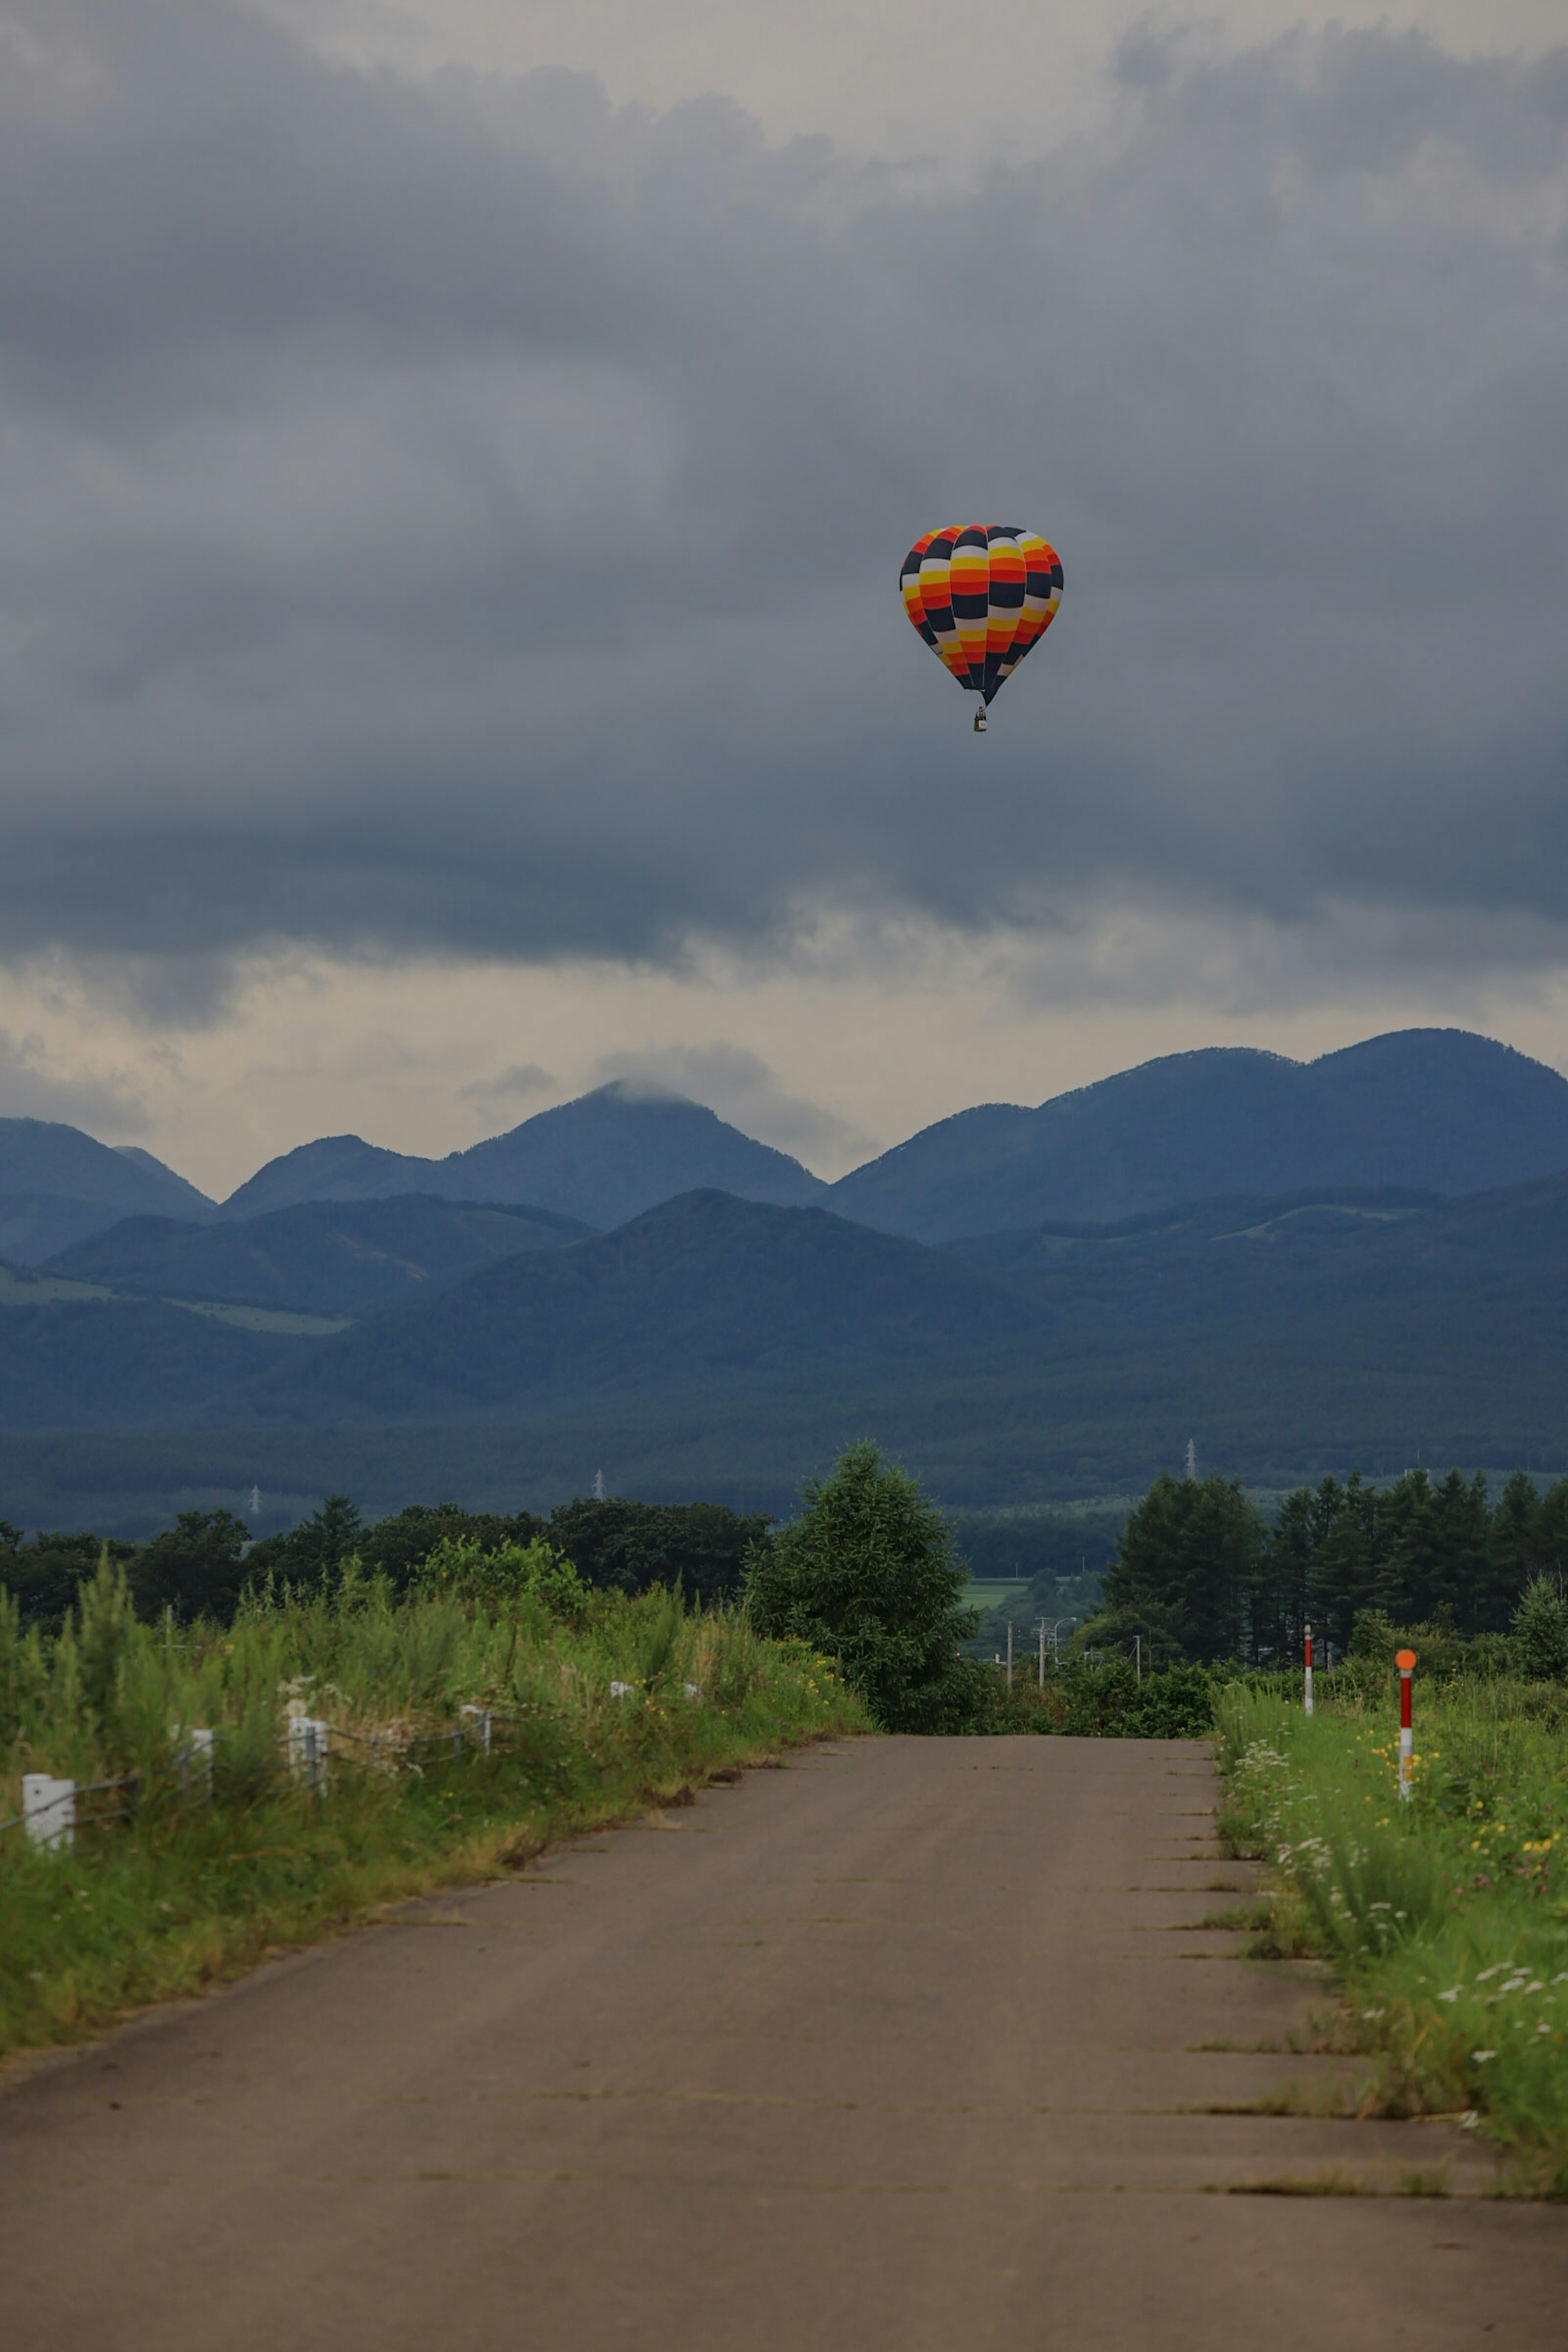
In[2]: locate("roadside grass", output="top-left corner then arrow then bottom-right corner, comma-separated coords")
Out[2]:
1215,1677 -> 1568,2192
0,1561 -> 867,2058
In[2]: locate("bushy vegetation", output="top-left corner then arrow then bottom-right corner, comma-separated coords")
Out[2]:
986,1655 -> 1221,1737
1216,1674 -> 1568,2189
0,1550 -> 865,2056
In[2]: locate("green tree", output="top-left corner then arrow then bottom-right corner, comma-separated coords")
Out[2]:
1423,1469 -> 1490,1628
1486,1470 -> 1542,1630
1309,1472 -> 1380,1654
1529,1478 -> 1568,1580
356,1503 -> 547,1590
1256,1477 -> 1343,1662
0,1528 -> 135,1634
742,1441 -> 980,1731
1070,1594 -> 1184,1670
1372,1470 -> 1439,1621
131,1510 -> 252,1622
1102,1473 -> 1263,1662
548,1497 -> 770,1610
1513,1575 -> 1568,1682
247,1494 -> 363,1589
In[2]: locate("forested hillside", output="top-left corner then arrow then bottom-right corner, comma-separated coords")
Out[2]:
5,1167 -> 1568,1515
45,1195 -> 592,1315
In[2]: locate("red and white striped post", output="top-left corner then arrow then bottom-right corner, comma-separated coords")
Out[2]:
1303,1621 -> 1314,1718
1396,1647 -> 1416,1802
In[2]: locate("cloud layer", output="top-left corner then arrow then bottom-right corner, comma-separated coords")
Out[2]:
0,1027 -> 147,1132
1,2 -> 1566,1014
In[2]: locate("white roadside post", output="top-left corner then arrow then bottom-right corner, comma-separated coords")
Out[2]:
1396,1648 -> 1416,1803
287,1715 -> 331,1791
22,1775 -> 75,1852
173,1726 -> 216,1802
1303,1622 -> 1314,1718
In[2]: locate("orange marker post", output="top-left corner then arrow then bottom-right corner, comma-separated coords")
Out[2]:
1303,1621 -> 1314,1718
1395,1648 -> 1417,1802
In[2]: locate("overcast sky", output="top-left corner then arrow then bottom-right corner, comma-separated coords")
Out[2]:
1,0 -> 1566,1196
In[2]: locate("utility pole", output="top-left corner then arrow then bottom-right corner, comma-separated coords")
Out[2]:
1035,1618 -> 1047,1689
1185,1439 -> 1197,1481
1006,1622 -> 1013,1686
1134,1634 -> 1142,1685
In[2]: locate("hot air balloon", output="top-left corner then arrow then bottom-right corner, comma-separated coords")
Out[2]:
900,525 -> 1063,732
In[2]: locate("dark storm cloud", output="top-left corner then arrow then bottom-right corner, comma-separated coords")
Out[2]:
1,0 -> 1566,997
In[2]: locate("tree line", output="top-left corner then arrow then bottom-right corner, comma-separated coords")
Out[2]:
1087,1465 -> 1568,1667
0,1493 -> 769,1632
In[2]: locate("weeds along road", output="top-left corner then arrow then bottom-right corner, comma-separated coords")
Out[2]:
3,1736 -> 1566,2350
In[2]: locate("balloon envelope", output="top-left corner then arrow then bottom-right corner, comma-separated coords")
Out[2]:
900,525 -> 1063,706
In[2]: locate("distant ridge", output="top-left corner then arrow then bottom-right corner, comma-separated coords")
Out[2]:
0,1118 -> 217,1263
0,1118 -> 214,1216
219,1081 -> 826,1226
824,1030 -> 1568,1240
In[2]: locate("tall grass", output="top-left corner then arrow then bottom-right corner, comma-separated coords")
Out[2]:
1216,1676 -> 1568,2188
0,1559 -> 866,2056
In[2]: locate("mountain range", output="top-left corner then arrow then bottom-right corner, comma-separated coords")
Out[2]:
215,1084 -> 825,1226
5,1029 -> 1567,1267
6,1023 -> 1568,1524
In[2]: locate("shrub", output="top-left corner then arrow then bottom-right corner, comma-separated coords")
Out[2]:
413,1535 -> 588,1617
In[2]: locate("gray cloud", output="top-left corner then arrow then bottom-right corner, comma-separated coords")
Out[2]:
0,2 -> 1565,1007
459,1059 -> 558,1120
588,1042 -> 871,1163
0,1028 -> 149,1132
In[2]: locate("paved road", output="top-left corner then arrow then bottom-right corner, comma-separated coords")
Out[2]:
3,1737 -> 1565,2349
